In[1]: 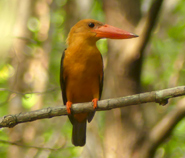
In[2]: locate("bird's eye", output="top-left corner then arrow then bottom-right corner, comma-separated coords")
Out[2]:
88,22 -> 95,28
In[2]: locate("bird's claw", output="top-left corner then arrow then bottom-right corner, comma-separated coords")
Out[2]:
92,98 -> 98,109
66,101 -> 72,114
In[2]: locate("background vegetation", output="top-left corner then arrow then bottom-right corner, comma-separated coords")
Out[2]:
0,0 -> 185,157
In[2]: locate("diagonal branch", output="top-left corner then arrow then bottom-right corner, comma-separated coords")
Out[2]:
141,98 -> 185,157
0,86 -> 185,128
0,139 -> 61,151
138,0 -> 164,53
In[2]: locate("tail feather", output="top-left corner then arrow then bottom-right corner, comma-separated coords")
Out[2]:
72,120 -> 86,146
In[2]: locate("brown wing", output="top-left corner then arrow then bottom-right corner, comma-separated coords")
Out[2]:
99,54 -> 104,100
60,49 -> 67,105
60,49 -> 74,124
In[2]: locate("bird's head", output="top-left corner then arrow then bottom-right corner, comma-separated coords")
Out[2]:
67,19 -> 138,45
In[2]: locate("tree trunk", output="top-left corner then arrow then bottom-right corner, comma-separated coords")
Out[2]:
102,0 -> 145,157
102,0 -> 164,157
8,0 -> 51,157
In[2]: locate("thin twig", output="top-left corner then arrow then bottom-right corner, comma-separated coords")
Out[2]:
0,139 -> 61,151
0,87 -> 60,95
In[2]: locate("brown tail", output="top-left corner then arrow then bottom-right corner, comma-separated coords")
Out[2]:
72,120 -> 86,146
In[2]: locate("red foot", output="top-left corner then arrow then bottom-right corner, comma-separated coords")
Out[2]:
66,101 -> 72,114
92,98 -> 98,109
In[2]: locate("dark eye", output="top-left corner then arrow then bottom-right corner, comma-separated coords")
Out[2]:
88,22 -> 95,28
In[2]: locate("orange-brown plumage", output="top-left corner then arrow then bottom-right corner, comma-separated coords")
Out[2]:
63,39 -> 103,121
60,19 -> 138,146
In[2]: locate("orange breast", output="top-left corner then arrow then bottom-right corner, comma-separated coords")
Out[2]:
63,45 -> 103,121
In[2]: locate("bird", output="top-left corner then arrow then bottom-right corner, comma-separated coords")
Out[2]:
60,19 -> 138,146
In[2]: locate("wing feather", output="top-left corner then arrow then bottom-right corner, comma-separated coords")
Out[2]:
60,49 -> 67,105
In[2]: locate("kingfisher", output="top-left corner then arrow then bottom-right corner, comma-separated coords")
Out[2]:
60,19 -> 138,146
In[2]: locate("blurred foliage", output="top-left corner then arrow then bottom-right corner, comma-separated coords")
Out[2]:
0,0 -> 185,157
155,118 -> 185,158
141,0 -> 185,157
142,0 -> 185,90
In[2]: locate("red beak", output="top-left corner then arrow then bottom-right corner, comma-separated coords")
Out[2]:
92,24 -> 138,39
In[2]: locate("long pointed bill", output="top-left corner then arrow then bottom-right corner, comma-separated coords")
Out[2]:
92,24 -> 138,39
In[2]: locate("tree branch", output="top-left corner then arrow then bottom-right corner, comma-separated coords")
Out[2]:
0,139 -> 61,151
0,86 -> 185,128
138,0 -> 164,53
